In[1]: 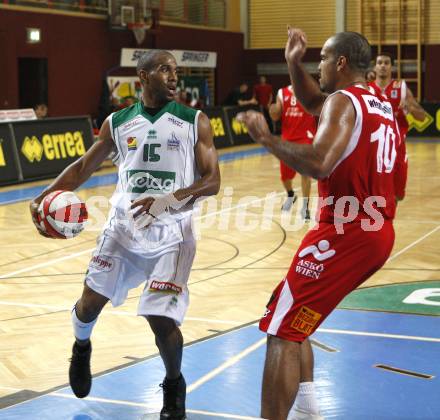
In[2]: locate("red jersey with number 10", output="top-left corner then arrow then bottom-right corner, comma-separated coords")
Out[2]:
318,85 -> 400,224
278,86 -> 316,142
368,80 -> 409,137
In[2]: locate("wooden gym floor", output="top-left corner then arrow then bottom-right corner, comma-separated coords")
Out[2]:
0,141 -> 439,417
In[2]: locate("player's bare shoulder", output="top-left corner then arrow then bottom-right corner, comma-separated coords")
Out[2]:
194,111 -> 215,148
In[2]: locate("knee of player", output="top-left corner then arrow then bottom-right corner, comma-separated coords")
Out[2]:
76,287 -> 108,321
147,315 -> 178,337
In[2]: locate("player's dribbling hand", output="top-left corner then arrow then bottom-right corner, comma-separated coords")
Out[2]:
130,196 -> 157,229
130,194 -> 191,229
236,111 -> 272,145
285,26 -> 307,65
29,199 -> 53,238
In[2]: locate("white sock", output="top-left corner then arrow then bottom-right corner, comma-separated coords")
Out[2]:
71,306 -> 97,341
293,382 -> 320,414
302,197 -> 309,209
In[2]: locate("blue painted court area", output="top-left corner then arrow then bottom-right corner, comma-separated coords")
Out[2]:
0,147 -> 268,205
1,309 -> 439,420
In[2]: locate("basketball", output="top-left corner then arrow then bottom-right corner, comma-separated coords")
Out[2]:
38,190 -> 88,239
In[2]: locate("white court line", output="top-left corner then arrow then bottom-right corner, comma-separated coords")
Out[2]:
0,188 -> 296,279
0,321 -> 260,412
0,215 -> 435,278
48,394 -> 262,420
186,337 -> 266,393
0,300 -> 241,325
318,328 -> 440,343
196,191 -> 286,220
0,248 -> 94,279
5,304 -> 432,343
0,386 -> 23,391
387,224 -> 440,262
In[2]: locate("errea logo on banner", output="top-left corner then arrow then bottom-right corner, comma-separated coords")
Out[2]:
21,132 -> 86,163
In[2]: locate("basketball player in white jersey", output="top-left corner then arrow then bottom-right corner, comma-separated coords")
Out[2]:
30,50 -> 220,419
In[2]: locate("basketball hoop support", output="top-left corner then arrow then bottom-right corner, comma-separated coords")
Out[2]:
128,22 -> 148,45
127,8 -> 159,46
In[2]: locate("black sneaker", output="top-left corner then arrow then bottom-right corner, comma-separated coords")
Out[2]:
159,374 -> 186,420
69,341 -> 92,398
304,208 -> 311,221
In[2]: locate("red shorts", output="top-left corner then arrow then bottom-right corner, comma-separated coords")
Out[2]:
280,137 -> 312,181
394,136 -> 408,200
259,220 -> 395,342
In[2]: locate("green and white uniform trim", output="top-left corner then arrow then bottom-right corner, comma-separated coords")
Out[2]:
108,101 -> 200,216
85,101 -> 200,322
100,100 -> 200,254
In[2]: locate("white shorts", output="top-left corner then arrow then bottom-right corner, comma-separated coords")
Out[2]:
85,216 -> 196,325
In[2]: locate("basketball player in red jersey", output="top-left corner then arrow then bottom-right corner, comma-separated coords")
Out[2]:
270,85 -> 316,218
369,53 -> 426,200
238,29 -> 398,420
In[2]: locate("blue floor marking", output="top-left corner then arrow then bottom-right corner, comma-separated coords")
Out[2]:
2,309 -> 439,419
0,147 -> 268,205
319,308 -> 440,338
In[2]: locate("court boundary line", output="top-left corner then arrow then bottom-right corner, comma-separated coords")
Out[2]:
0,146 -> 268,206
0,203 -> 435,279
48,394 -> 263,420
3,177 -> 437,280
387,225 -> 440,262
0,190 -> 290,278
318,327 -> 440,343
187,337 -> 266,393
0,300 -> 243,325
0,319 -> 260,410
2,310 -> 440,411
336,305 -> 440,318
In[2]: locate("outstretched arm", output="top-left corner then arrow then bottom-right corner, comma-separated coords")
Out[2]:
269,94 -> 283,122
237,93 -> 355,179
30,117 -> 116,235
403,87 -> 426,121
285,27 -> 327,116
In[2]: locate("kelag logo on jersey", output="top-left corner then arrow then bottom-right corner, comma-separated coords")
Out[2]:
126,169 -> 175,193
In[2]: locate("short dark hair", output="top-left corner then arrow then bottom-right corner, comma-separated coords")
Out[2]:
376,52 -> 394,66
136,49 -> 173,74
330,32 -> 371,72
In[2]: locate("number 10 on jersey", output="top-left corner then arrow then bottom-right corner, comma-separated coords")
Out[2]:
371,123 -> 397,173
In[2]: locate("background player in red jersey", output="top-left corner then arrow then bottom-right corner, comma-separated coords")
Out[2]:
270,85 -> 316,219
238,29 -> 398,420
253,75 -> 274,132
369,53 -> 426,200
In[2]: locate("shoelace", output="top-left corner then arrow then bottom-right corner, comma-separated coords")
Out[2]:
159,382 -> 178,401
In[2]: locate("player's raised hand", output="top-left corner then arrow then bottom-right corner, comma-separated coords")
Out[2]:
285,26 -> 307,65
236,111 -> 272,145
29,199 -> 54,238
